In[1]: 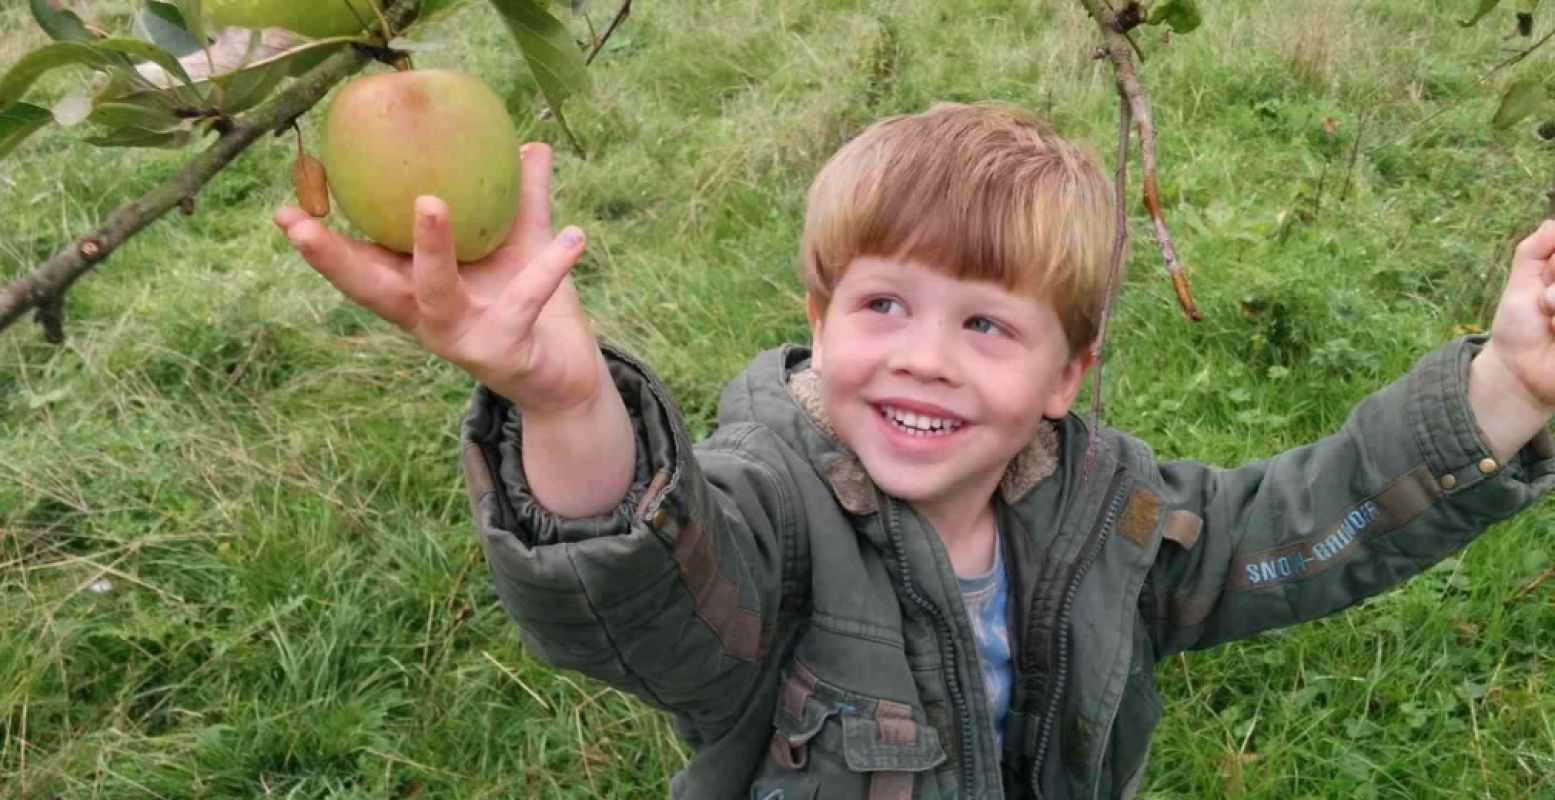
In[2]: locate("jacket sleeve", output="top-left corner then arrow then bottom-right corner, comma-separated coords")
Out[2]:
1144,336 -> 1555,658
458,342 -> 806,738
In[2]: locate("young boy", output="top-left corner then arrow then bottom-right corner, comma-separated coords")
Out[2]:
274,103 -> 1555,799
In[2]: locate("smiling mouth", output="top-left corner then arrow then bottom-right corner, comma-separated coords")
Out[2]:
875,404 -> 966,436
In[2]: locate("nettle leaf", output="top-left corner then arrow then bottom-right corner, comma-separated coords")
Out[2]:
29,0 -> 94,42
1148,0 -> 1203,34
487,0 -> 592,111
0,102 -> 54,159
134,1 -> 204,57
1460,0 -> 1503,26
1492,78 -> 1549,129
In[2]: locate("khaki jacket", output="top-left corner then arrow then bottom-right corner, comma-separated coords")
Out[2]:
459,336 -> 1554,799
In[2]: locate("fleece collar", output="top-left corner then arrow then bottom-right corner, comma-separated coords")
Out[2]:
784,367 -> 1059,514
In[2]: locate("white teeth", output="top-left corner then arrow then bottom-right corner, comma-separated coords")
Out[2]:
879,405 -> 962,435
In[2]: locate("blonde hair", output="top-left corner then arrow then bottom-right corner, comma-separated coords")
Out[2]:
799,102 -> 1115,350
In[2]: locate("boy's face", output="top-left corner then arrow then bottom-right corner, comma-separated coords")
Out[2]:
806,256 -> 1093,516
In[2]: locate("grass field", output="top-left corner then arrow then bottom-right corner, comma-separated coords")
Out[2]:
3,0 -> 1554,797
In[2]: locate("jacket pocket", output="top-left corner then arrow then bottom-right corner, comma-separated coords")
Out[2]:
752,661 -> 946,799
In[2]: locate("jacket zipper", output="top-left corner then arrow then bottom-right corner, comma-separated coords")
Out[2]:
882,495 -> 979,795
1030,469 -> 1130,791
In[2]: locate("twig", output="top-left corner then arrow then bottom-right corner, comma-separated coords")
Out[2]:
1077,0 -> 1201,321
1083,87 -> 1133,480
1502,564 -> 1554,606
1373,25 -> 1555,155
586,0 -> 632,66
550,104 -> 585,160
0,0 -> 424,338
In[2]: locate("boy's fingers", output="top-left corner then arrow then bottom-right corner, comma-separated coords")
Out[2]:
274,206 -> 312,229
1515,219 -> 1555,265
508,143 -> 553,255
491,226 -> 585,337
274,206 -> 412,322
411,196 -> 469,329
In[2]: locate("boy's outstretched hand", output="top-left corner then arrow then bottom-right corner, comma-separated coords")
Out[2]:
272,143 -> 603,418
1470,219 -> 1555,462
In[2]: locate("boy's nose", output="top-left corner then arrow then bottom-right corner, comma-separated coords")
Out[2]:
887,323 -> 961,385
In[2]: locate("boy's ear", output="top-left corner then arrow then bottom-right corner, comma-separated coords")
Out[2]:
1042,342 -> 1098,419
805,293 -> 825,372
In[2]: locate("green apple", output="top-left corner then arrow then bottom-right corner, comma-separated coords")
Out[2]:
321,69 -> 521,263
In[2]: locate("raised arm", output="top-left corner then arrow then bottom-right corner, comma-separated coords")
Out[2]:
1142,222 -> 1555,658
274,143 -> 636,516
277,145 -> 806,737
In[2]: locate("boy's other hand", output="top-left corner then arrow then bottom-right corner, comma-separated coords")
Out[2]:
1469,220 -> 1555,461
272,143 -> 606,417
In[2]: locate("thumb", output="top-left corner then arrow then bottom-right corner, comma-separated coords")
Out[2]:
1512,219 -> 1555,282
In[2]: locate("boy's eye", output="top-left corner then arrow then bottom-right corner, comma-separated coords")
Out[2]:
866,297 -> 904,315
966,316 -> 1007,336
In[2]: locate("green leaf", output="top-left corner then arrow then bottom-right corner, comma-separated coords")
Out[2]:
0,41 -> 122,107
29,0 -> 94,42
1492,79 -> 1548,128
0,102 -> 54,159
212,53 -> 291,115
85,126 -> 192,148
1459,0 -> 1503,26
1147,0 -> 1203,34
87,95 -> 183,133
173,0 -> 208,45
486,0 -> 592,111
135,1 -> 204,57
96,38 -> 199,91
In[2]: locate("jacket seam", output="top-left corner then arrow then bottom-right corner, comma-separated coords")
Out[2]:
562,542 -> 676,712
701,424 -> 806,632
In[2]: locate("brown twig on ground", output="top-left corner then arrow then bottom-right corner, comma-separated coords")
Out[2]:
1077,0 -> 1201,321
1502,564 -> 1554,606
0,0 -> 424,339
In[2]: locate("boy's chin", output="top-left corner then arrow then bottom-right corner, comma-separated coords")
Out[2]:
863,467 -> 958,508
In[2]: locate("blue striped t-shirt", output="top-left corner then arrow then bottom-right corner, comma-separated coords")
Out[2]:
957,529 -> 1011,750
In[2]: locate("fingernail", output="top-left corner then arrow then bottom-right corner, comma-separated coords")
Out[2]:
561,227 -> 583,248
415,196 -> 442,225
287,228 -> 309,251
